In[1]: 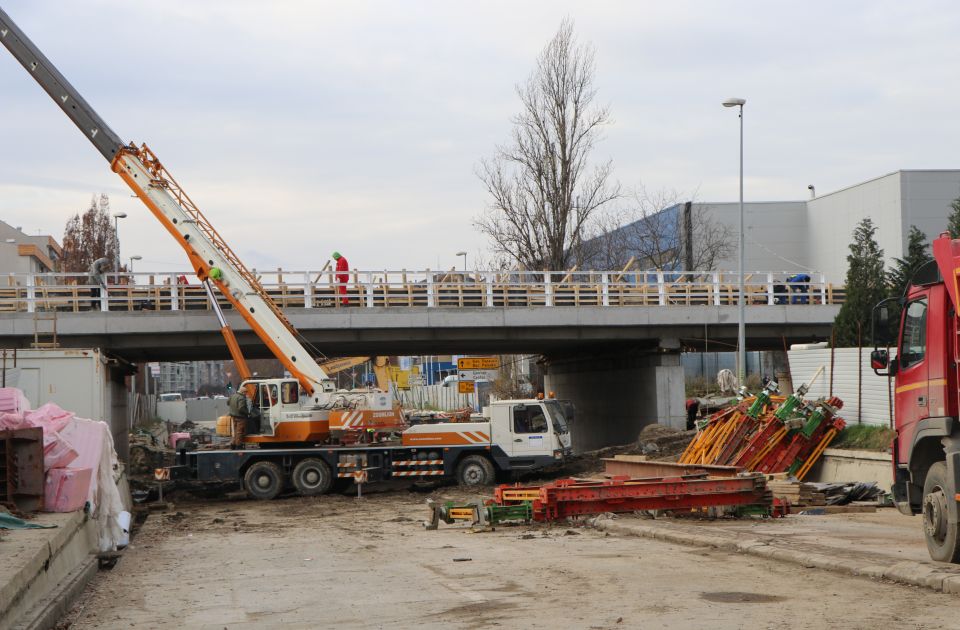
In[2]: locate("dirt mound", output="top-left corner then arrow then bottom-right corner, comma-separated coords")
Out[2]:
637,424 -> 696,460
638,424 -> 681,441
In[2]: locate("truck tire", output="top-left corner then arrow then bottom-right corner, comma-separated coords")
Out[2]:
244,461 -> 284,500
456,455 -> 495,487
922,462 -> 960,563
292,458 -> 333,496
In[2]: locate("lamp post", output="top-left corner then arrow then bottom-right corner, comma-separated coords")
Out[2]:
128,255 -> 142,273
456,251 -> 467,272
112,212 -> 127,273
722,97 -> 746,388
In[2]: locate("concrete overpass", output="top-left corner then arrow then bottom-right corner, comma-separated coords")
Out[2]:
0,304 -> 838,361
0,270 -> 842,451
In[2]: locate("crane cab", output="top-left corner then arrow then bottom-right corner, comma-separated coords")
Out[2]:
241,378 -> 331,445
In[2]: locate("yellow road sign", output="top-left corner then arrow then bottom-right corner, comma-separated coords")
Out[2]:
457,357 -> 500,370
458,381 -> 475,393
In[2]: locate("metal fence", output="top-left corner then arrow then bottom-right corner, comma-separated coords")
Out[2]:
0,270 -> 845,313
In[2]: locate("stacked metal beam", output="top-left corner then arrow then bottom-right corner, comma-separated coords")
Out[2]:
679,382 -> 845,480
493,474 -> 771,521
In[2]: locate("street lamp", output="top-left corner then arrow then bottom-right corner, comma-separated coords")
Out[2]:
456,251 -> 467,272
128,255 -> 142,272
113,212 -> 128,273
722,97 -> 746,388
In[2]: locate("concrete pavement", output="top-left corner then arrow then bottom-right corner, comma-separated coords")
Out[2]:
594,509 -> 960,595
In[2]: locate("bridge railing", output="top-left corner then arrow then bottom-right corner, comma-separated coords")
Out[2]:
0,270 -> 844,313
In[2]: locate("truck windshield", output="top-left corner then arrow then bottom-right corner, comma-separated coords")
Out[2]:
544,401 -> 569,434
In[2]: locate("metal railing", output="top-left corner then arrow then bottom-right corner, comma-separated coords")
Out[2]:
0,270 -> 845,313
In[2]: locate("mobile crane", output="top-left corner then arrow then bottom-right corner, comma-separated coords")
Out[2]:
871,233 -> 960,562
0,9 -> 572,497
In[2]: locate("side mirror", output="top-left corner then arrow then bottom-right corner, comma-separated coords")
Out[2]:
870,349 -> 888,371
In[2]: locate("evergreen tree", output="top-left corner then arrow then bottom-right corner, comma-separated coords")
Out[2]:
948,196 -> 960,239
834,218 -> 887,347
888,225 -> 931,298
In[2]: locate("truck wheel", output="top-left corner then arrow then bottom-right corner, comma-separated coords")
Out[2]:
922,462 -> 960,563
456,455 -> 495,487
292,458 -> 333,496
244,461 -> 284,500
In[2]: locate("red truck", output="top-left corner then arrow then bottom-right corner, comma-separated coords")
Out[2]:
872,233 -> 960,562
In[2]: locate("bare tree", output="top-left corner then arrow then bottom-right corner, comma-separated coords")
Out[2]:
476,19 -> 619,271
61,194 -> 120,273
582,187 -> 735,271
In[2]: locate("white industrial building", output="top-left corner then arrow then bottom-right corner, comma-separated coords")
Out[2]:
703,170 -> 960,283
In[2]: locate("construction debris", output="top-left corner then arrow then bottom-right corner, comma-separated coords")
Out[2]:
679,378 -> 844,479
807,481 -> 884,505
766,478 -> 826,507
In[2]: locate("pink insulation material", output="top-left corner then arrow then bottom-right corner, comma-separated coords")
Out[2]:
0,387 -> 31,414
58,418 -> 106,475
0,388 -> 125,550
169,432 -> 191,449
45,467 -> 93,512
25,403 -> 76,433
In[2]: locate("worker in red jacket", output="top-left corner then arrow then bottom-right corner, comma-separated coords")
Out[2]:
333,251 -> 349,305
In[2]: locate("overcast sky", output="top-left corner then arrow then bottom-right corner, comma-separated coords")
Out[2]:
2,1 -> 959,272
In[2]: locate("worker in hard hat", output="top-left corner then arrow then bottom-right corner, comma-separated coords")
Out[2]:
333,251 -> 350,306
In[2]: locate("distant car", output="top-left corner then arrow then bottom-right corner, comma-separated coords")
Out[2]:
159,393 -> 183,402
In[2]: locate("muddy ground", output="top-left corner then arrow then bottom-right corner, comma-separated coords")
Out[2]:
57,484 -> 959,630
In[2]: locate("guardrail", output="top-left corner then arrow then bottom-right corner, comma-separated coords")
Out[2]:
0,270 -> 845,313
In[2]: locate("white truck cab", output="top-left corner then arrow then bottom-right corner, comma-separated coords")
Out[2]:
488,399 -> 573,464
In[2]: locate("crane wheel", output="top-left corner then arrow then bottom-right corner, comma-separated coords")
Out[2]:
922,462 -> 960,563
292,458 -> 333,496
456,455 -> 495,487
244,461 -> 284,500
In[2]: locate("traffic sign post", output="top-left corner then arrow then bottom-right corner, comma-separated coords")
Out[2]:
459,369 -> 497,382
457,357 -> 500,370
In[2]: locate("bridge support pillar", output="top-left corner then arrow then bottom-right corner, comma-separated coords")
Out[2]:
543,345 -> 685,453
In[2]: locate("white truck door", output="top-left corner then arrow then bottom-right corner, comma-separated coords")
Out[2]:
507,403 -> 551,457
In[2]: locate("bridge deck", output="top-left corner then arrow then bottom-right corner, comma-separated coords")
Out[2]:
1,270 -> 845,313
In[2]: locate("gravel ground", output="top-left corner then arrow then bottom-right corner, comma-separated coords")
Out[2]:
57,487 -> 960,630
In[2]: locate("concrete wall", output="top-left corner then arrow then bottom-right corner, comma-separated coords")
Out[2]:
806,448 -> 893,490
157,400 -> 187,424
544,351 -> 685,453
185,397 -> 229,422
0,348 -> 129,460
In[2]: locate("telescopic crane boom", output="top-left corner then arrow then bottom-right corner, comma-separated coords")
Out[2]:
0,8 -> 330,395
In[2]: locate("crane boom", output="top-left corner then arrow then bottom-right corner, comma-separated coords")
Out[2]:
0,8 -> 330,394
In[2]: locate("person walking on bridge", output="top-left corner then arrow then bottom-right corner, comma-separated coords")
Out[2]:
333,251 -> 350,306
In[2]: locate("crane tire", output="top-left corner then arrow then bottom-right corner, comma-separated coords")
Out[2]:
922,462 -> 960,563
456,455 -> 495,487
292,458 -> 333,496
244,461 -> 284,500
